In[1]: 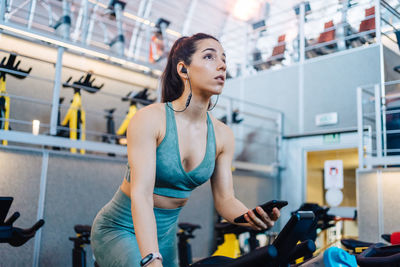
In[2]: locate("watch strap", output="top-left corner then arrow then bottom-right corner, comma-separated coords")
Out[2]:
140,252 -> 163,267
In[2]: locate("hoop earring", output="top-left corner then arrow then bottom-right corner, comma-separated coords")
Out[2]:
208,95 -> 219,111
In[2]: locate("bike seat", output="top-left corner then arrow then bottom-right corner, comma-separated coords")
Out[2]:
74,225 -> 91,234
178,223 -> 201,232
357,243 -> 400,266
341,238 -> 374,250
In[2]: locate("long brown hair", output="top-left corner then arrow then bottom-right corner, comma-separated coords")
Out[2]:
161,33 -> 219,103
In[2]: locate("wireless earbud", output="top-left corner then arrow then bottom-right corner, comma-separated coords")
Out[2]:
166,65 -> 192,112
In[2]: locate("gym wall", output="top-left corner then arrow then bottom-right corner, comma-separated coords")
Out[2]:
279,132 -> 359,227
225,65 -> 299,136
1,35 -> 280,264
224,44 -> 382,136
357,169 -> 400,242
0,147 -> 278,265
0,35 -> 158,138
0,149 -> 42,265
0,148 -> 125,266
1,25 -> 386,266
303,45 -> 381,133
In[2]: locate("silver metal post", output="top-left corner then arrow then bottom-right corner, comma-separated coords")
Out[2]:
115,3 -> 123,38
81,0 -> 89,44
0,0 -> 6,22
114,2 -> 124,57
86,3 -> 98,45
382,86 -> 387,158
7,0 -> 12,13
32,151 -> 49,267
243,23 -> 249,76
375,84 -> 383,158
298,2 -> 305,133
134,0 -> 153,61
377,171 -> 384,242
375,0 -> 386,159
182,0 -> 198,35
337,0 -> 349,51
49,47 -> 64,136
127,0 -> 147,58
376,0 -> 385,104
62,0 -> 71,40
72,0 -> 85,42
357,87 -> 364,169
299,2 -> 305,63
375,0 -> 382,42
367,125 -> 372,169
27,0 -> 37,29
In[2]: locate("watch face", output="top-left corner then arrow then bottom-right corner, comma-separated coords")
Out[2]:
140,254 -> 153,266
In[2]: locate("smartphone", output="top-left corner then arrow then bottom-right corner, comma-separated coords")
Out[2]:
234,200 -> 288,223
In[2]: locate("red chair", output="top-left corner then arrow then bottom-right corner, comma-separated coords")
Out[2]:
318,21 -> 335,44
357,6 -> 376,43
271,34 -> 286,58
359,7 -> 375,33
253,34 -> 286,71
306,20 -> 337,57
347,6 -> 376,47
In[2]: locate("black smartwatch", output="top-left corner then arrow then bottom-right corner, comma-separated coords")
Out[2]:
140,252 -> 163,266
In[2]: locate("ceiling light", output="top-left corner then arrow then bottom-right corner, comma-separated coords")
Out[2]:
232,0 -> 261,22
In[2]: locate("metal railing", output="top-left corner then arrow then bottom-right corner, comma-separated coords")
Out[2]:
0,47 -> 284,173
211,94 -> 283,174
357,79 -> 400,168
222,0 -> 400,77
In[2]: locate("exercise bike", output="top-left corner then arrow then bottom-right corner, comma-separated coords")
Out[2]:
293,203 -> 400,266
219,109 -> 243,125
178,220 -> 276,266
292,203 -> 337,243
69,224 -> 99,267
339,233 -> 400,266
69,206 -> 320,267
0,196 -> 44,247
58,72 -> 103,154
69,210 -> 316,267
103,88 -> 155,145
190,210 -> 317,266
0,53 -> 32,145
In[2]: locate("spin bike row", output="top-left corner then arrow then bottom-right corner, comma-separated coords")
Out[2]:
1,196 -> 314,266
2,196 -> 400,267
59,202 -> 400,266
68,208 -> 315,267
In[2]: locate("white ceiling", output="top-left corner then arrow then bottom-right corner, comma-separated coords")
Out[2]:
4,0 -> 400,76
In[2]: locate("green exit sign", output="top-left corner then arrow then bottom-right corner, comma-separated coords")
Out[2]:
323,133 -> 340,144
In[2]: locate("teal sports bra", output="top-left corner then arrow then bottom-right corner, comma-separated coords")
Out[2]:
124,102 -> 216,198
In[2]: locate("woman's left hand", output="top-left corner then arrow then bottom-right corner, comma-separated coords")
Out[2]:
243,207 -> 281,231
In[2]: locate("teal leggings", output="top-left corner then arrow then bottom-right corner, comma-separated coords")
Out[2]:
91,188 -> 181,267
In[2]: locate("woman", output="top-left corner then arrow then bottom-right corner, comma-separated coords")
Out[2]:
91,33 -> 280,267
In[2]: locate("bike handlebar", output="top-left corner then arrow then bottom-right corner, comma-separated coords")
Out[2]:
4,212 -> 20,225
2,219 -> 45,247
